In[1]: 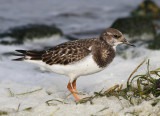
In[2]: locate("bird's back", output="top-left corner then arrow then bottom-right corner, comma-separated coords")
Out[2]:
13,38 -> 96,64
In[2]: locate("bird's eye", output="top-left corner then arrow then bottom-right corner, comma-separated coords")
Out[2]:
113,35 -> 119,38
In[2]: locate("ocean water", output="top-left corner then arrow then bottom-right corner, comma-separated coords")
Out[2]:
0,0 -> 160,116
0,0 -> 147,33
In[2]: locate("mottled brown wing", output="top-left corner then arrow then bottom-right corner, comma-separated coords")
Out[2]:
42,40 -> 92,65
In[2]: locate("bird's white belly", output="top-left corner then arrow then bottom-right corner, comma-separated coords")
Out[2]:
25,54 -> 105,81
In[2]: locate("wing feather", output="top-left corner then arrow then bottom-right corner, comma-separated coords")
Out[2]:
42,40 -> 93,65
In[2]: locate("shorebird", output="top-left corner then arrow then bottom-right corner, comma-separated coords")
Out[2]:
13,28 -> 135,101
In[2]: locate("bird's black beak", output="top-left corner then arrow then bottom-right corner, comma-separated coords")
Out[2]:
123,38 -> 135,47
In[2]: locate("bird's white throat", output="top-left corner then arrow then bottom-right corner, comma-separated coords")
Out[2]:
113,42 -> 123,51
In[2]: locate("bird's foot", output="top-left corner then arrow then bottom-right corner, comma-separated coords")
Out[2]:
67,82 -> 80,101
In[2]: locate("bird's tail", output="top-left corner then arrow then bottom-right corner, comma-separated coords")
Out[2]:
12,50 -> 45,61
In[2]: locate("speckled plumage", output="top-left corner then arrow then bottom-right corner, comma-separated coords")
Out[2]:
14,38 -> 115,68
42,39 -> 94,66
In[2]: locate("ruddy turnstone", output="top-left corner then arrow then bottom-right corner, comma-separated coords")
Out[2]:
13,28 -> 135,101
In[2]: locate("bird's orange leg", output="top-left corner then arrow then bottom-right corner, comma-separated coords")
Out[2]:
72,79 -> 77,93
67,82 -> 80,101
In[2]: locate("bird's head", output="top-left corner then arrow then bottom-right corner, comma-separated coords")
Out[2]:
100,28 -> 135,48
